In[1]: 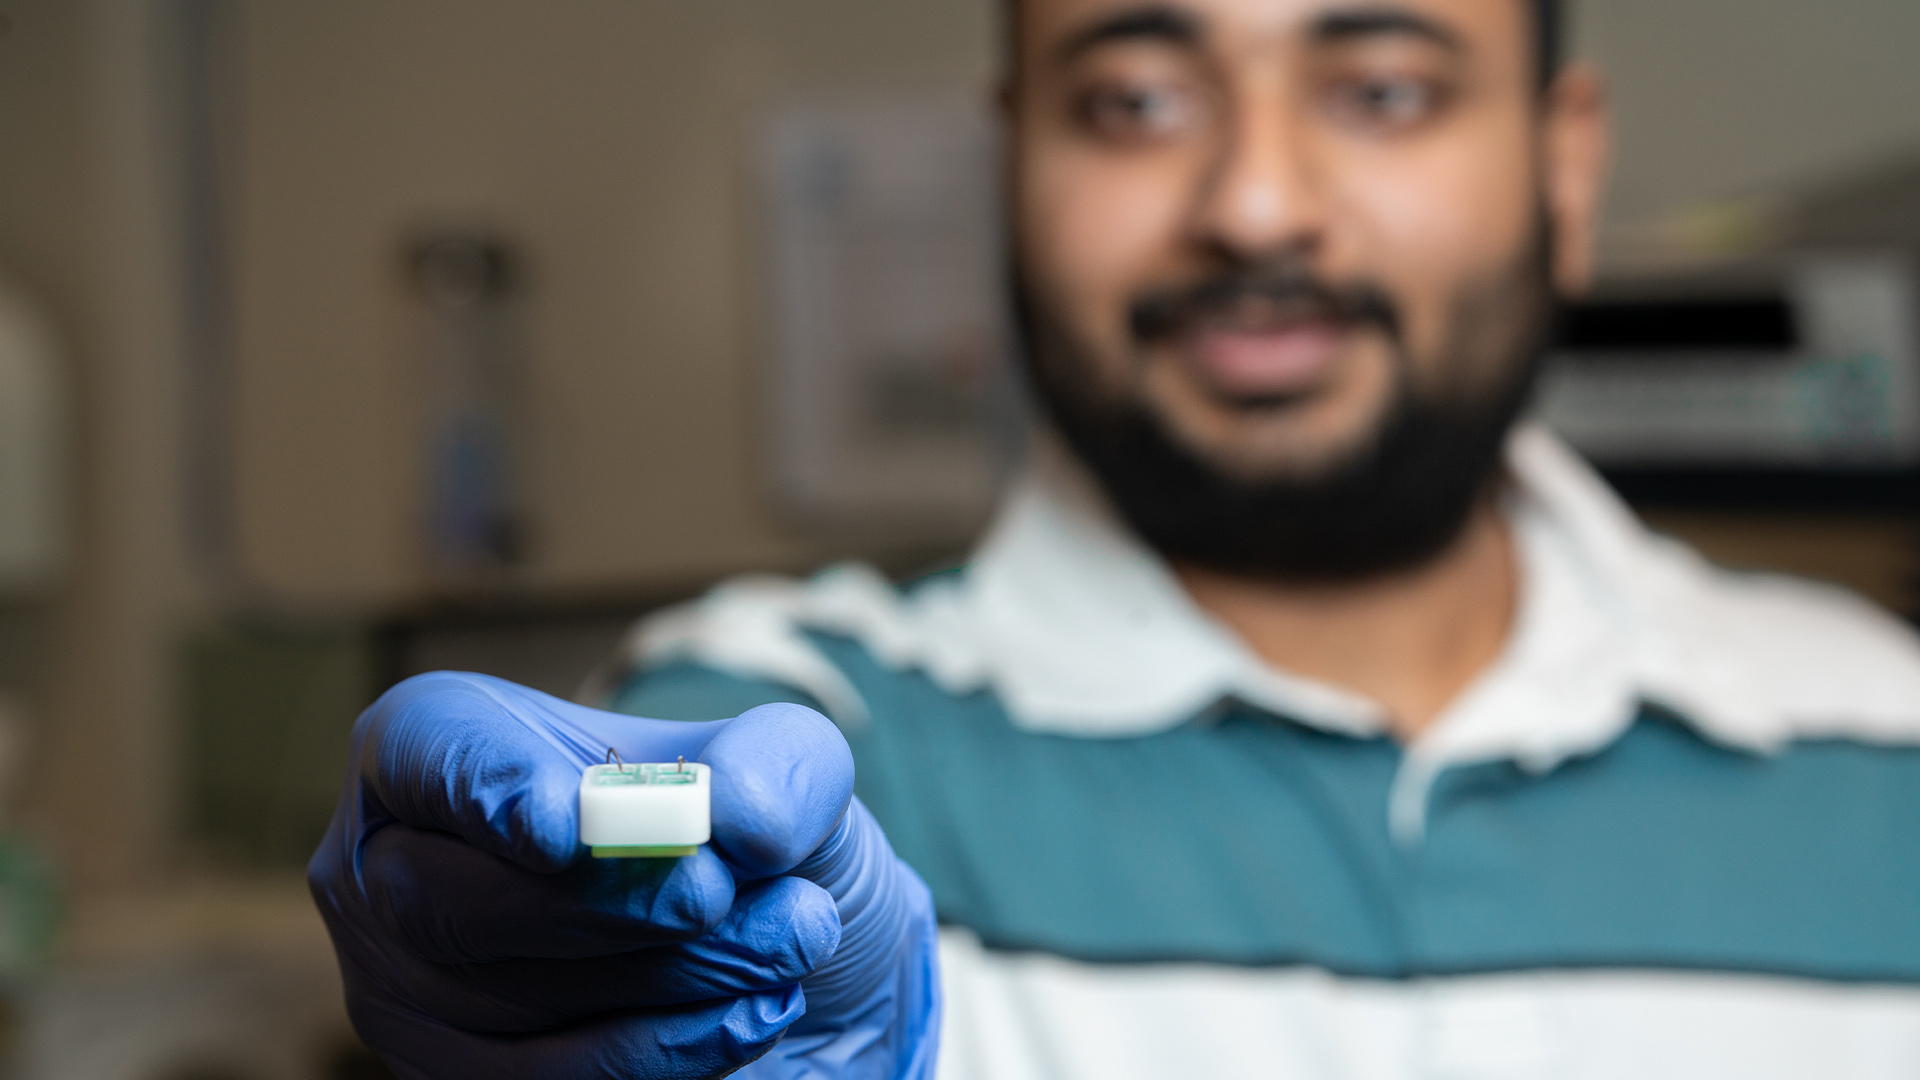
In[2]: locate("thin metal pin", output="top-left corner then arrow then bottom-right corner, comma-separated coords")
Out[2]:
606,747 -> 628,774
677,755 -> 685,773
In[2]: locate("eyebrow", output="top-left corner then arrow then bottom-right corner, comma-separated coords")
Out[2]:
1309,7 -> 1464,52
1053,5 -> 1204,64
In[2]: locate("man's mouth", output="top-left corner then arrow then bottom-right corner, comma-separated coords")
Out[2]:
1183,314 -> 1349,400
1128,270 -> 1395,403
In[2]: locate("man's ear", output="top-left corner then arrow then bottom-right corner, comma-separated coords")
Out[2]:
1543,62 -> 1611,296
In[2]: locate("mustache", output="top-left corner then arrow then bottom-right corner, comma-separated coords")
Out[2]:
1127,264 -> 1402,345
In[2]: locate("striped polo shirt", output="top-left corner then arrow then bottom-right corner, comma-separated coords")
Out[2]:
604,425 -> 1920,1079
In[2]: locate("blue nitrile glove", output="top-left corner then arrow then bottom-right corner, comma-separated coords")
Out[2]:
308,671 -> 940,1080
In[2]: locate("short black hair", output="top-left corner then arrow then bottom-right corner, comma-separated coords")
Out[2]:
1005,0 -> 1567,91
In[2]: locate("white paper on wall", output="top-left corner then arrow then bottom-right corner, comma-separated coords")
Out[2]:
758,92 -> 1023,533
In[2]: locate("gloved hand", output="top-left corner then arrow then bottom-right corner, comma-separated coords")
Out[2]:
308,671 -> 940,1080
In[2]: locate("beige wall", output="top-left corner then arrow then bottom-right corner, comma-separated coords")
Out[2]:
231,1 -> 999,609
0,0 -> 204,889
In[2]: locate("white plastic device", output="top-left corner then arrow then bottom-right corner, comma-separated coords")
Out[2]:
578,759 -> 711,858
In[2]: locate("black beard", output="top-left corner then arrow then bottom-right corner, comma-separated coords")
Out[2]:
1015,238 -> 1553,584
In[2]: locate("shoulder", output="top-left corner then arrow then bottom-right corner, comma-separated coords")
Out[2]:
603,660 -> 824,722
1636,532 -> 1920,748
610,562 -> 993,731
1510,427 -> 1920,749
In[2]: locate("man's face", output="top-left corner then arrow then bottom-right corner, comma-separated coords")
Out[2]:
1008,0 -> 1607,577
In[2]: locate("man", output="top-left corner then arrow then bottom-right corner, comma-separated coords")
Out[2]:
310,0 -> 1920,1076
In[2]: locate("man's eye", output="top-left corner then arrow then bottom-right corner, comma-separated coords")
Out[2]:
1075,83 -> 1201,141
1327,76 -> 1444,128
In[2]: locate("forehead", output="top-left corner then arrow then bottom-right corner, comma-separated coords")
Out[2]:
1016,0 -> 1529,60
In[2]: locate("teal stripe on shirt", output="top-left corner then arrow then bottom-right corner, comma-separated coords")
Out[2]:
610,632 -> 1920,983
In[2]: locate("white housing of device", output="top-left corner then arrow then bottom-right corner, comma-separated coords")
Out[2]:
578,761 -> 711,857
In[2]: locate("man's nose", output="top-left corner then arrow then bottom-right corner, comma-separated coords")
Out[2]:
1190,90 -> 1327,260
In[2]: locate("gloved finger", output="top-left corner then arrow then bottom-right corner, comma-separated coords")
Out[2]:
701,703 -> 856,879
360,823 -> 736,962
349,970 -> 804,1080
375,877 -> 839,1033
355,672 -> 724,872
781,796 -> 940,1026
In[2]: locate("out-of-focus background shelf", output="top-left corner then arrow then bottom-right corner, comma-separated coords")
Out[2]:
1641,509 -> 1920,614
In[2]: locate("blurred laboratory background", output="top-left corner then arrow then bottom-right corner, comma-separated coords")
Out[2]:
4,0 -> 1920,1077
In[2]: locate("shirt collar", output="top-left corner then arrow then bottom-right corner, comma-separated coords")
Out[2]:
633,424 -> 1920,774
956,432 -> 1387,739
932,423 -> 1920,763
